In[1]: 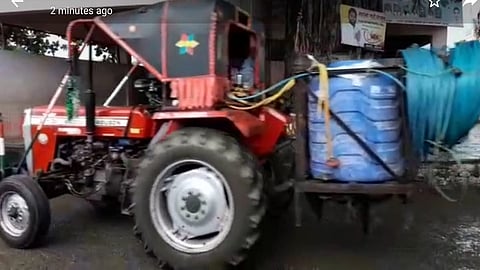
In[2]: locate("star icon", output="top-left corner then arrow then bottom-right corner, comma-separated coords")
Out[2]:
429,0 -> 440,8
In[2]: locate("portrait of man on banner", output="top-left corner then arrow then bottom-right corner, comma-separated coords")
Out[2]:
339,4 -> 386,51
341,7 -> 363,47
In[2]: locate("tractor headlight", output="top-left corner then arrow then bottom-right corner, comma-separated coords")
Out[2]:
38,133 -> 49,145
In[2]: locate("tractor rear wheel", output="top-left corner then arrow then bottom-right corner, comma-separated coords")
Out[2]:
0,175 -> 51,248
263,139 -> 295,217
133,128 -> 266,269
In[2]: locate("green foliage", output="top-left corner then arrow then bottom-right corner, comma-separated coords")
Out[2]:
95,45 -> 119,63
1,25 -> 118,62
67,40 -> 119,63
65,76 -> 80,121
1,25 -> 67,56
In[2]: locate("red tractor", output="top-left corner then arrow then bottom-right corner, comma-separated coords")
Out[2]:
0,0 -> 297,269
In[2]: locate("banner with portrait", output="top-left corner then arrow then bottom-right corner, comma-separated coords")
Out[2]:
383,0 -> 463,26
339,4 -> 387,51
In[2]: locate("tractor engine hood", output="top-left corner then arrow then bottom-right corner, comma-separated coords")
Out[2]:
24,105 -> 154,138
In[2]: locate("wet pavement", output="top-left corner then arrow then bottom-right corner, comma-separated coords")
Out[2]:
1,190 -> 480,270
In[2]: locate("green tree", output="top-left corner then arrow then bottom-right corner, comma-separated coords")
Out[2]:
95,45 -> 119,63
0,24 -> 66,56
1,24 -> 119,63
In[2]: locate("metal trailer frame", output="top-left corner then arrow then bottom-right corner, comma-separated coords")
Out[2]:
290,58 -> 418,228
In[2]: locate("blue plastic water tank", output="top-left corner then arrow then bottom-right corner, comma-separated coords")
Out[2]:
308,60 -> 405,182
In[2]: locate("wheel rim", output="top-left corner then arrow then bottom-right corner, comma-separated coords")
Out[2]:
0,192 -> 30,237
149,159 -> 234,254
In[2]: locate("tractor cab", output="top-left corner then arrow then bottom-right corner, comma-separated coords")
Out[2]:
76,0 -> 266,111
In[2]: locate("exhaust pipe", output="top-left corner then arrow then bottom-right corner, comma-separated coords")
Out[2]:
84,43 -> 96,187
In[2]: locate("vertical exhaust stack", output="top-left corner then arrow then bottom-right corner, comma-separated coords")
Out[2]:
85,90 -> 96,137
85,43 -> 95,138
0,113 -> 5,178
84,43 -> 96,187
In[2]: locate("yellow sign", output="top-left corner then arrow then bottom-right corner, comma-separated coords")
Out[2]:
340,4 -> 386,51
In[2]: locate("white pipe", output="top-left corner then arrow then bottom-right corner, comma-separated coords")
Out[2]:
36,71 -> 70,131
104,63 -> 139,106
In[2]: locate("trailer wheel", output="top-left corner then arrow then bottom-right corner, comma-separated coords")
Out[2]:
133,128 -> 266,269
0,175 -> 51,248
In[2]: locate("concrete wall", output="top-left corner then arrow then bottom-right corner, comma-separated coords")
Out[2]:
0,50 -> 132,142
447,2 -> 480,47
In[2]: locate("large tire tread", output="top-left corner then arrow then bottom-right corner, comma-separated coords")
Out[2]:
132,128 -> 266,269
0,174 -> 51,249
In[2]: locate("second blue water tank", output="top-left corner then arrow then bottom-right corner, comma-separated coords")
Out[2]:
308,60 -> 405,182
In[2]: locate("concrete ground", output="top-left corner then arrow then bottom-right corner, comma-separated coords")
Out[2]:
1,189 -> 480,270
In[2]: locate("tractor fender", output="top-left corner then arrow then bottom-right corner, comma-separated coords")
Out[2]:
148,120 -> 177,149
151,108 -> 289,157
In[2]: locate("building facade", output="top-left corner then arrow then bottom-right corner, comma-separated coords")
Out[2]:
447,1 -> 480,47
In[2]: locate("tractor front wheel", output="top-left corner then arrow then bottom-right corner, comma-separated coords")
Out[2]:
133,128 -> 266,269
0,175 -> 51,248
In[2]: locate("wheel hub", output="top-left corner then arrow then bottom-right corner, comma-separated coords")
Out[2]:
149,159 -> 234,254
7,205 -> 20,219
177,189 -> 209,223
167,168 -> 228,237
0,193 -> 30,237
184,193 -> 203,214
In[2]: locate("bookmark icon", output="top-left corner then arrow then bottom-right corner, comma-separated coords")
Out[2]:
429,0 -> 440,8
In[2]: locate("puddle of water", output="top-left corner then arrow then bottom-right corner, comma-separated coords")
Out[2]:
451,221 -> 480,256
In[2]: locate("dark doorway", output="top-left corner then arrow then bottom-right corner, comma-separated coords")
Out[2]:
383,35 -> 432,57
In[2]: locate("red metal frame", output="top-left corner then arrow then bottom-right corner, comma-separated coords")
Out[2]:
154,107 -> 289,158
90,18 -> 165,80
161,1 -> 169,77
65,10 -> 262,109
152,109 -> 265,138
209,11 -> 217,75
244,107 -> 290,157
